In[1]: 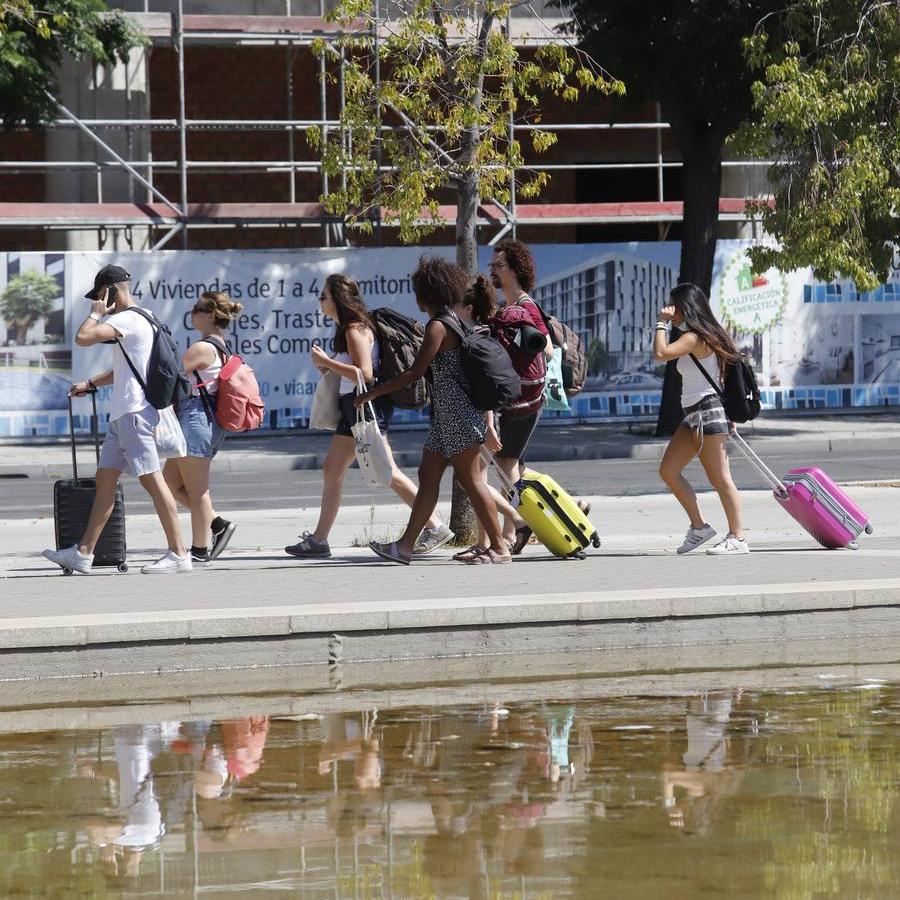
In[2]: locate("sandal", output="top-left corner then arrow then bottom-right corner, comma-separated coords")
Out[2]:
509,525 -> 533,556
463,547 -> 512,565
578,500 -> 592,517
452,545 -> 485,562
369,540 -> 412,566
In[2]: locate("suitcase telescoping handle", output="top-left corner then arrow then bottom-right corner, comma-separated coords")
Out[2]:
480,447 -> 519,501
67,388 -> 101,483
729,430 -> 788,499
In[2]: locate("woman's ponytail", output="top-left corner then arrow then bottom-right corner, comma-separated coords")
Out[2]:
464,273 -> 498,324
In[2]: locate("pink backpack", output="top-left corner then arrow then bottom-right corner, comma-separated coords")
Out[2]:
196,338 -> 265,432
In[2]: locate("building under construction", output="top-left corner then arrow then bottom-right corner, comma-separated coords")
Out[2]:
0,1 -> 766,253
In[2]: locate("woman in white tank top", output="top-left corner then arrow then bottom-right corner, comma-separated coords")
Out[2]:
653,283 -> 749,556
284,274 -> 449,559
163,291 -> 242,566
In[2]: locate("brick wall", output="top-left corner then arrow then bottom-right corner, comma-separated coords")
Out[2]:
3,42 -> 690,250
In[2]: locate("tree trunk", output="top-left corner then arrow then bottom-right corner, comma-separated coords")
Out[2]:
655,119 -> 724,437
677,137 -> 723,296
448,166 -> 480,545
456,168 -> 479,277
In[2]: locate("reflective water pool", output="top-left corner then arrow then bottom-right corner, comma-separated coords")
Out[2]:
0,684 -> 896,897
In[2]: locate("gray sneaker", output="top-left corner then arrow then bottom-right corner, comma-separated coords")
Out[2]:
285,531 -> 331,559
413,524 -> 455,556
676,524 -> 716,554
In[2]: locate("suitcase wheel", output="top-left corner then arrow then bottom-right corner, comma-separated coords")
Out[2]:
591,533 -> 602,549
864,523 -> 873,535
847,541 -> 859,551
62,567 -> 73,576
117,563 -> 129,573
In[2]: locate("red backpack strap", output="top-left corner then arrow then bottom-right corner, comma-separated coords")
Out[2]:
202,335 -> 230,362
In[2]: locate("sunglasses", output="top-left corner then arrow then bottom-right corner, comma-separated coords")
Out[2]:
191,305 -> 211,315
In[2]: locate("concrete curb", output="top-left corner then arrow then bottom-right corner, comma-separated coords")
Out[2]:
2,433 -> 898,478
1,579 -> 897,652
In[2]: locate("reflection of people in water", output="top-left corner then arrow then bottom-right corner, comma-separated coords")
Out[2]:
78,723 -> 175,882
318,710 -> 383,839
194,716 -> 270,843
662,693 -> 744,836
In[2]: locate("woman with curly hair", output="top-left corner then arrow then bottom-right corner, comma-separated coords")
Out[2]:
357,257 -> 510,565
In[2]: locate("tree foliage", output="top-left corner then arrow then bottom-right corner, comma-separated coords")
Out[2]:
0,270 -> 58,340
307,0 -> 623,271
739,0 -> 900,290
585,338 -> 607,377
561,1 -> 783,295
0,0 -> 145,130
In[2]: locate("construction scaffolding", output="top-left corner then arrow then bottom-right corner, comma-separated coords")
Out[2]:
0,5 -> 766,248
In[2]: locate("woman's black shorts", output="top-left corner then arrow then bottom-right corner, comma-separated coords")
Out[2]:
335,390 -> 395,437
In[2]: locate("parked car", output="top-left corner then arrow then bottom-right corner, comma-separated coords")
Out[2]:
605,371 -> 664,388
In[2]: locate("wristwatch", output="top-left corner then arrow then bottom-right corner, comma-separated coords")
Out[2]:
88,312 -> 102,322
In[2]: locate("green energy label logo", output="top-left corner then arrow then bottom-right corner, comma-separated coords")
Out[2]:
716,249 -> 789,334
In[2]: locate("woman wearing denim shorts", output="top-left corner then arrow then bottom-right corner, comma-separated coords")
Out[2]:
163,291 -> 242,565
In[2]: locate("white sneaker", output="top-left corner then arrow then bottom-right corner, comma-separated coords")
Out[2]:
676,524 -> 717,555
707,534 -> 750,555
141,550 -> 193,575
42,544 -> 93,574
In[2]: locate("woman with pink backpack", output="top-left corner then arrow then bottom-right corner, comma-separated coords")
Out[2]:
163,291 -> 243,566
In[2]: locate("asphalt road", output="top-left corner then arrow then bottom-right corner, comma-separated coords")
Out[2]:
1,446 -> 896,520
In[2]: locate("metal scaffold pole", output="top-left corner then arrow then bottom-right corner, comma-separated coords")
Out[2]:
319,0 -> 331,248
374,0 -> 382,244
287,45 -> 296,205
176,0 -> 189,249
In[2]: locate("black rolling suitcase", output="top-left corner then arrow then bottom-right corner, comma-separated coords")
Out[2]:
53,391 -> 128,574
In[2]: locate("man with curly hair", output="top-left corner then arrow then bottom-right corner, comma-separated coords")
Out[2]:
488,239 -> 554,551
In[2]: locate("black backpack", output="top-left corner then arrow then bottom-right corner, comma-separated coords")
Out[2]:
115,307 -> 190,409
439,312 -> 521,411
690,353 -> 761,424
371,307 -> 430,410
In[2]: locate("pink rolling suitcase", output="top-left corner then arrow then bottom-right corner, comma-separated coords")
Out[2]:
730,431 -> 873,549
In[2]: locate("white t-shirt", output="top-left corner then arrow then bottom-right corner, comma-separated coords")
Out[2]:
107,307 -> 155,422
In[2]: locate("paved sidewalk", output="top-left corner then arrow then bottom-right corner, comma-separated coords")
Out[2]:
1,485 -> 898,655
3,411 -> 900,476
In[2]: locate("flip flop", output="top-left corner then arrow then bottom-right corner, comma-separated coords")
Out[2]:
452,545 -> 485,562
509,525 -> 533,556
369,540 -> 411,566
577,500 -> 592,517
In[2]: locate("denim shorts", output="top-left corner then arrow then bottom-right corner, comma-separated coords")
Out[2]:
179,394 -> 226,459
99,406 -> 161,477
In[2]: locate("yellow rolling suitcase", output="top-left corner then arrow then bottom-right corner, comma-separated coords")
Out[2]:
516,471 -> 601,558
491,457 -> 601,558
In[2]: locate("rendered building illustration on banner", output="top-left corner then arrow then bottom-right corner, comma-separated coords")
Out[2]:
1,242 -> 898,438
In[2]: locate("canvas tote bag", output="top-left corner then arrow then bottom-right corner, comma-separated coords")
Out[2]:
310,368 -> 341,431
351,372 -> 394,487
